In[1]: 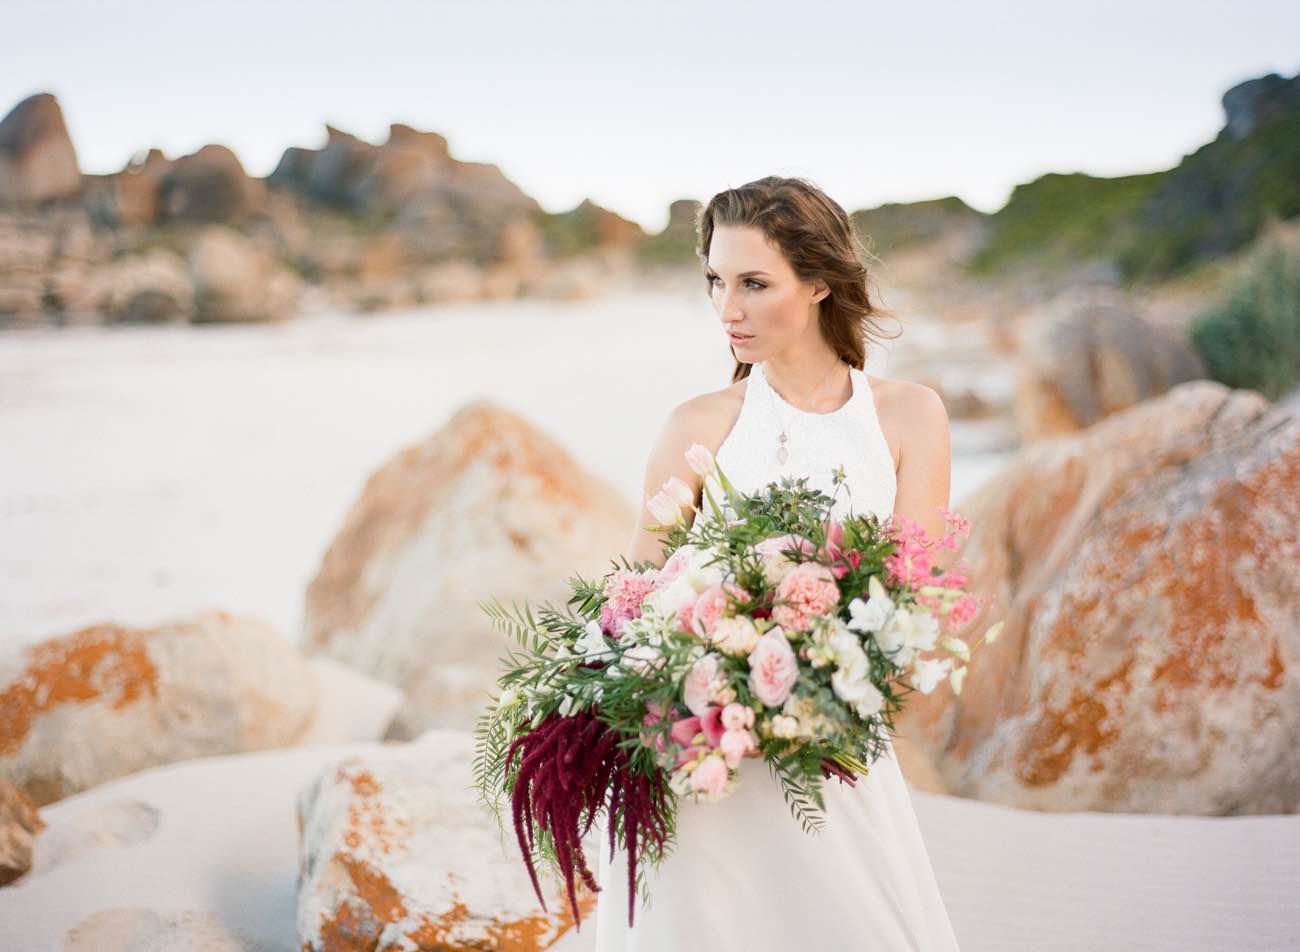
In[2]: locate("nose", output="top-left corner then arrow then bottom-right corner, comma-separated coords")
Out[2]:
717,287 -> 743,325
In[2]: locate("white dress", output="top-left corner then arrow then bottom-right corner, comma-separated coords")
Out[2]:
592,360 -> 962,951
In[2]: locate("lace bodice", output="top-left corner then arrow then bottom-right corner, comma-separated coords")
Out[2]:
703,361 -> 897,522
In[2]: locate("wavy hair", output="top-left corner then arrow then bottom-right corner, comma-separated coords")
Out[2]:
696,176 -> 901,382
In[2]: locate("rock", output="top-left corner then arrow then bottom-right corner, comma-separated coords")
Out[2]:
1015,285 -> 1205,439
188,224 -> 302,322
530,256 -> 612,300
161,144 -> 264,223
907,381 -> 1300,814
0,93 -> 81,204
0,610 -> 317,805
85,148 -> 175,228
297,728 -> 592,950
303,402 -> 635,738
81,248 -> 195,323
0,778 -> 44,885
415,260 -> 483,304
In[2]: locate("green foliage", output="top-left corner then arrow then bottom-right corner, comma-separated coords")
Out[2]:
966,171 -> 1162,278
1188,236 -> 1300,400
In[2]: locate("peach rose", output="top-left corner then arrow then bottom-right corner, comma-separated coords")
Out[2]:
747,628 -> 798,708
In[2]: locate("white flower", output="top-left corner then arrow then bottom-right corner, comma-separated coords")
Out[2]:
575,619 -> 610,659
621,643 -> 665,675
939,635 -> 970,662
847,575 -> 894,634
770,714 -> 801,739
949,664 -> 967,695
910,656 -> 953,694
827,620 -> 867,670
497,686 -> 522,709
711,615 -> 760,656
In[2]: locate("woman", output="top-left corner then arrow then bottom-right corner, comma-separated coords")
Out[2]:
593,176 -> 961,949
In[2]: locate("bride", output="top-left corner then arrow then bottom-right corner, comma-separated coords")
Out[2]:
592,176 -> 962,950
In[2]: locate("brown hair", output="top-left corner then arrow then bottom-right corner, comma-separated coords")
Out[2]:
697,175 -> 901,382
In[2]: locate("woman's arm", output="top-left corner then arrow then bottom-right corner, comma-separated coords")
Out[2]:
623,400 -> 711,570
890,384 -> 952,543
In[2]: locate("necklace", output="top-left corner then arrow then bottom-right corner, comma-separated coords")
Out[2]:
760,360 -> 848,466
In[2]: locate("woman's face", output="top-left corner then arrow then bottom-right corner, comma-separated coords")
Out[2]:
705,223 -> 828,363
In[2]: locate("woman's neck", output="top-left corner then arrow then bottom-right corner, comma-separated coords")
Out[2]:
760,351 -> 851,413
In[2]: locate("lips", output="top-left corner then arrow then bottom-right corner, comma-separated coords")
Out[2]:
728,332 -> 753,343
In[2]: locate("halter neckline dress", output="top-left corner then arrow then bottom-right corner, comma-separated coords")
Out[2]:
592,360 -> 962,951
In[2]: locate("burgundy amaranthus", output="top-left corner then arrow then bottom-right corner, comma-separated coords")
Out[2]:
505,709 -> 673,929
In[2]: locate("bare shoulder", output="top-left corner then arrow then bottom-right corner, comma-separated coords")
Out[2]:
664,375 -> 748,454
865,375 -> 948,473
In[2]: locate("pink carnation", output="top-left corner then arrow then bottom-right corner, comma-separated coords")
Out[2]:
600,568 -> 657,637
771,562 -> 840,631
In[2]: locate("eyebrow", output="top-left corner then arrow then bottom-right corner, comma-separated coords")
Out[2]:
705,268 -> 771,278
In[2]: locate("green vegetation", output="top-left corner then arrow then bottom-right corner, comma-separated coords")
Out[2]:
850,196 -> 981,256
1116,109 -> 1300,281
966,171 -> 1162,278
1188,236 -> 1300,401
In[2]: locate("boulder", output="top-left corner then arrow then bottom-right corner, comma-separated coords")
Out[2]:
81,248 -> 195,323
161,144 -> 264,223
0,610 -> 317,805
1015,285 -> 1205,439
297,728 -> 592,950
303,402 -> 634,738
0,93 -> 81,204
188,224 -> 302,322
906,381 -> 1300,814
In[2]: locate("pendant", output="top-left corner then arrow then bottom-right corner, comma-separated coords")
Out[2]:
776,431 -> 789,465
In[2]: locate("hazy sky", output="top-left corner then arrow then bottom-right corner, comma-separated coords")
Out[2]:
5,0 -> 1298,231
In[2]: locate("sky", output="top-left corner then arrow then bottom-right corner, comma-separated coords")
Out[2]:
4,0 -> 1299,232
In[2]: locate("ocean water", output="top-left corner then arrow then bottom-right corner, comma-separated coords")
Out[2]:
0,289 -> 1014,652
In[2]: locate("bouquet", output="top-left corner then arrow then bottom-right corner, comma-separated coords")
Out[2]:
472,443 -> 1002,929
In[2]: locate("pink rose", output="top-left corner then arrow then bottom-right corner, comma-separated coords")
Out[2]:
772,562 -> 840,631
721,702 -> 755,731
690,581 -> 748,639
677,597 -> 698,635
719,727 -> 758,768
683,653 -> 722,716
689,753 -> 729,797
747,628 -> 799,708
655,546 -> 693,590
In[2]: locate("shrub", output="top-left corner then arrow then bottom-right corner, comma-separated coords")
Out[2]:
1188,236 -> 1300,401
